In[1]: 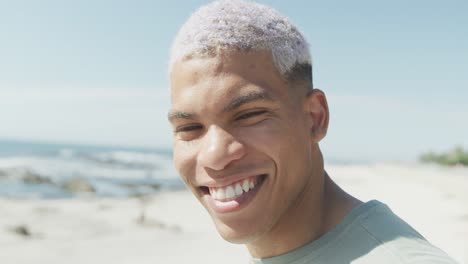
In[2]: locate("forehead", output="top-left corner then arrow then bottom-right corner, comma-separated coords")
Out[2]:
170,51 -> 289,110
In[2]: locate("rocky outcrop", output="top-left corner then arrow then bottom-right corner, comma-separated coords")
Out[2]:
61,178 -> 95,193
21,171 -> 53,185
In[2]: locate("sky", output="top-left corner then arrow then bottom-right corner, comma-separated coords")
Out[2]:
0,0 -> 467,162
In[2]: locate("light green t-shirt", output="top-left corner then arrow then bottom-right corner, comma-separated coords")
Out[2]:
250,200 -> 457,264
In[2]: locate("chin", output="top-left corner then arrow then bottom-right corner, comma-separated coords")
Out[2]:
212,218 -> 264,245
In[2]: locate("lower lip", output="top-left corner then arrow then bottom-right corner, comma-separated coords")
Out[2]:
204,176 -> 265,214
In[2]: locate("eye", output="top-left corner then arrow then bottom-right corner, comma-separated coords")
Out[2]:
175,124 -> 203,133
236,110 -> 267,120
174,124 -> 203,141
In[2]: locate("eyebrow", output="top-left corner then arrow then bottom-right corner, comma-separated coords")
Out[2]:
223,91 -> 273,112
167,111 -> 196,123
168,91 -> 273,123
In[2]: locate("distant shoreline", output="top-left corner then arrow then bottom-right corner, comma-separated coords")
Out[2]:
0,138 -> 173,157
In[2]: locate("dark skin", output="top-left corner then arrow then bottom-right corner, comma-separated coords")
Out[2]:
170,50 -> 362,258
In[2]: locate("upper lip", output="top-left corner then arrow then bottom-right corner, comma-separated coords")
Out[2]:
198,173 -> 266,188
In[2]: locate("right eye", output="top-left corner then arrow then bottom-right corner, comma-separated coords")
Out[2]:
175,124 -> 203,141
176,124 -> 203,132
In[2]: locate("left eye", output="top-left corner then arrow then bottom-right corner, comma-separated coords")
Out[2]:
236,110 -> 267,120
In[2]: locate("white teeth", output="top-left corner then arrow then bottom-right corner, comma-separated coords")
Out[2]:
217,188 -> 226,200
209,177 -> 260,201
225,186 -> 235,199
235,183 -> 243,196
242,180 -> 250,192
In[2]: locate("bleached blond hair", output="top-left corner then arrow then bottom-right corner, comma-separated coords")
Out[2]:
170,0 -> 313,88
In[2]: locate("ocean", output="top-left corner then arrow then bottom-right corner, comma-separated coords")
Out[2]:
0,139 -> 184,199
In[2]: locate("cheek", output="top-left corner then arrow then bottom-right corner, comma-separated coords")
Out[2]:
173,141 -> 198,184
239,120 -> 275,137
237,119 -> 285,159
239,117 -> 310,178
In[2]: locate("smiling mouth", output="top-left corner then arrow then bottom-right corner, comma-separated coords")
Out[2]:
200,174 -> 267,202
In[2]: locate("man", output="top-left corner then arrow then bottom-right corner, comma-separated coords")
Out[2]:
168,0 -> 457,263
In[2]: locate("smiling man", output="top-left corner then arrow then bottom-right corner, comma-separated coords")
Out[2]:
168,1 -> 456,263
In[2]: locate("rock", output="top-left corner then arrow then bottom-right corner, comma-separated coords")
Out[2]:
62,178 -> 95,193
149,183 -> 161,190
22,170 -> 52,185
8,225 -> 31,237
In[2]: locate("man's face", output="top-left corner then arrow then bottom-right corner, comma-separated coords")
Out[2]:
169,51 -> 322,243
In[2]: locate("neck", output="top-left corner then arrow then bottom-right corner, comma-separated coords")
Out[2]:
246,171 -> 361,258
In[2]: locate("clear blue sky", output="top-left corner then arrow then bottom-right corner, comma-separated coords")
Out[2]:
0,0 -> 467,162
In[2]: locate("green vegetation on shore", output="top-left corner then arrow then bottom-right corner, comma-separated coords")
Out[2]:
420,146 -> 468,166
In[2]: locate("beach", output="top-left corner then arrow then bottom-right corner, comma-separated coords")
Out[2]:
1,162 -> 467,264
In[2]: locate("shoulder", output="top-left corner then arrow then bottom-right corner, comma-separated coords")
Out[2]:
352,201 -> 458,264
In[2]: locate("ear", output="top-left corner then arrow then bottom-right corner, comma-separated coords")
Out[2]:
303,89 -> 329,143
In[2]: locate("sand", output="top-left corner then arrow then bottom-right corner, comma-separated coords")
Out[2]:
1,163 -> 467,264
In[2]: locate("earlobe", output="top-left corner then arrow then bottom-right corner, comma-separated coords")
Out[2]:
304,89 -> 329,142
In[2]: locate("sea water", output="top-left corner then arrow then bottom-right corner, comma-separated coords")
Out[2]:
0,139 -> 184,199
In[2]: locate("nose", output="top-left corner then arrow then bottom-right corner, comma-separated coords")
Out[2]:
197,125 -> 246,171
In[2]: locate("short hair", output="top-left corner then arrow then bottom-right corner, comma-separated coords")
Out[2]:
170,0 -> 313,90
